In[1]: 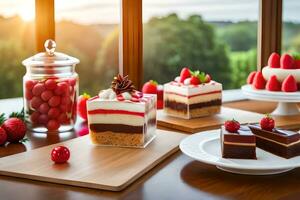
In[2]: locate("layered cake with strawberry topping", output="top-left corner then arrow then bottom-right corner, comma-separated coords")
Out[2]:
87,75 -> 156,148
164,67 -> 222,119
221,120 -> 256,159
247,52 -> 300,92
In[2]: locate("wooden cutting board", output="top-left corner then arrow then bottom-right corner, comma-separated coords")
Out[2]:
0,130 -> 186,191
157,107 -> 264,133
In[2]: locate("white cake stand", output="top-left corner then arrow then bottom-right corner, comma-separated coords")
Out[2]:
241,85 -> 300,116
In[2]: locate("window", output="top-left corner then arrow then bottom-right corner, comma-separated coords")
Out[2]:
55,0 -> 120,94
0,0 -> 35,98
143,0 -> 259,89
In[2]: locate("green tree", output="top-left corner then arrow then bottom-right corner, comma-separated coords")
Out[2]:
143,14 -> 231,88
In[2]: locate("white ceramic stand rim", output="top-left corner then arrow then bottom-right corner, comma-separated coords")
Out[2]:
216,166 -> 294,175
241,85 -> 300,116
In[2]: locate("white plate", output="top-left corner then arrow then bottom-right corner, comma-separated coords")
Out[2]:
180,130 -> 300,175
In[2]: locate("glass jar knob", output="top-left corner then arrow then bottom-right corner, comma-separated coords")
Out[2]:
44,39 -> 56,56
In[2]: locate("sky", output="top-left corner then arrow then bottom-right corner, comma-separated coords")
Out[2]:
0,0 -> 299,24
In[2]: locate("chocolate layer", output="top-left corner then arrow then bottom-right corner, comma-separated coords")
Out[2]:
249,124 -> 300,144
222,126 -> 256,144
222,144 -> 256,159
164,99 -> 221,111
90,123 -> 144,134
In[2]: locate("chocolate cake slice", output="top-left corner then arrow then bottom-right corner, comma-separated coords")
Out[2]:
249,124 -> 300,159
221,125 -> 256,159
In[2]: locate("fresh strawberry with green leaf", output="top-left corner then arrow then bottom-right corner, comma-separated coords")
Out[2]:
142,80 -> 158,94
224,119 -> 240,133
78,93 -> 91,121
2,117 -> 27,143
179,67 -> 191,83
0,114 -> 7,145
292,53 -> 300,69
260,114 -> 275,131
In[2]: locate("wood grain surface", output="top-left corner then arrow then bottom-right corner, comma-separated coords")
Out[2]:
0,130 -> 186,191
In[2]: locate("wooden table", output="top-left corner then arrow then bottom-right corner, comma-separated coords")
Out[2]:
1,98 -> 300,200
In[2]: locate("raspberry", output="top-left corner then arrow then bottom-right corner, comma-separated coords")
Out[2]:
41,90 -> 54,101
48,96 -> 61,107
39,103 -> 50,114
48,107 -> 61,119
45,79 -> 57,90
47,120 -> 60,131
30,96 -> 43,110
32,83 -> 46,96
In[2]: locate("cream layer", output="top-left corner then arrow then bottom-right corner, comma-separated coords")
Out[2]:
164,93 -> 222,104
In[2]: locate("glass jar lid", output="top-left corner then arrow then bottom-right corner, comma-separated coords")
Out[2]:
22,39 -> 80,67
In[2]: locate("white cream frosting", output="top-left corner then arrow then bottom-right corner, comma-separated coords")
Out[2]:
262,66 -> 300,82
164,81 -> 222,96
98,88 -> 116,100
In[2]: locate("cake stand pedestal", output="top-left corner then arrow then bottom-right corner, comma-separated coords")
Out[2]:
241,85 -> 300,116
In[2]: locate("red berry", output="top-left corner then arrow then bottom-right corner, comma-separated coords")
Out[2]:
47,120 -> 60,131
60,104 -> 68,112
179,67 -> 191,83
131,97 -> 140,102
51,146 -> 70,164
25,90 -> 33,100
2,118 -> 26,143
294,60 -> 300,69
0,127 -> 7,146
54,82 -> 69,96
30,96 -> 43,110
190,76 -> 200,85
45,79 -> 57,90
30,112 -> 40,124
252,72 -> 266,89
266,75 -> 281,91
224,119 -> 240,133
282,75 -> 298,92
39,103 -> 50,114
205,74 -> 211,83
32,83 -> 46,96
247,71 -> 256,84
41,90 -> 54,101
280,54 -> 294,69
77,93 -> 90,121
61,96 -> 71,105
25,80 -> 37,90
142,80 -> 158,94
268,52 -> 280,68
38,114 -> 49,125
68,78 -> 76,86
48,108 -> 61,119
260,115 -> 275,131
48,96 -> 61,107
58,113 -> 68,124
157,100 -> 163,110
117,95 -> 125,101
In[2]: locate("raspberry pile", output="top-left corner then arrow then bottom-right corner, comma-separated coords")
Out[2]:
25,77 -> 77,131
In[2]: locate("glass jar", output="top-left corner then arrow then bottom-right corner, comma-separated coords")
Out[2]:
22,40 -> 80,133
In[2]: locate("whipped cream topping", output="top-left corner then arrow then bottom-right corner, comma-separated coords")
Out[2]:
184,78 -> 191,85
99,88 -> 116,100
122,92 -> 132,100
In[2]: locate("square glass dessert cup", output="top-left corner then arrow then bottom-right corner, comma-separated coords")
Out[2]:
163,81 -> 222,119
87,93 -> 157,148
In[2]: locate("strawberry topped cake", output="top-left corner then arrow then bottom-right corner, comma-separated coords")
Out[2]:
87,75 -> 156,148
164,67 -> 222,119
247,52 -> 300,92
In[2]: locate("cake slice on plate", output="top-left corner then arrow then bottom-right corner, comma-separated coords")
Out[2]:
221,119 -> 256,159
164,67 -> 222,119
87,74 -> 157,148
249,115 -> 300,158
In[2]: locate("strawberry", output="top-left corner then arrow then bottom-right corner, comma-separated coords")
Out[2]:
247,71 -> 256,84
179,67 -> 191,83
268,52 -> 280,68
224,119 -> 240,133
157,85 -> 164,109
2,118 -> 26,143
252,72 -> 266,89
190,76 -> 200,85
266,75 -> 281,91
142,80 -> 158,94
282,75 -> 298,92
205,74 -> 211,83
260,114 -> 275,131
294,60 -> 300,69
280,53 -> 294,69
77,93 -> 91,121
0,127 -> 7,146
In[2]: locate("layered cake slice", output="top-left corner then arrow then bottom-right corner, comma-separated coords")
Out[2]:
87,75 -> 156,148
164,67 -> 222,119
249,115 -> 300,158
221,120 -> 256,159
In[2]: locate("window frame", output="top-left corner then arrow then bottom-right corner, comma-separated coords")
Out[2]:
35,0 -> 282,88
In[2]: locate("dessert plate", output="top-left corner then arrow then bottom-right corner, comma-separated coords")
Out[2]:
180,130 -> 300,175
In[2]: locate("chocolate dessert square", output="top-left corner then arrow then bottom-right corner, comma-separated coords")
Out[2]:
221,125 -> 256,159
249,124 -> 300,159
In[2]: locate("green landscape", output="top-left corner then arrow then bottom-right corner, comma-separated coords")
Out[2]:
0,14 -> 299,98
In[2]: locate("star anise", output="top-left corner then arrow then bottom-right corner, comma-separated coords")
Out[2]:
111,74 -> 136,95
